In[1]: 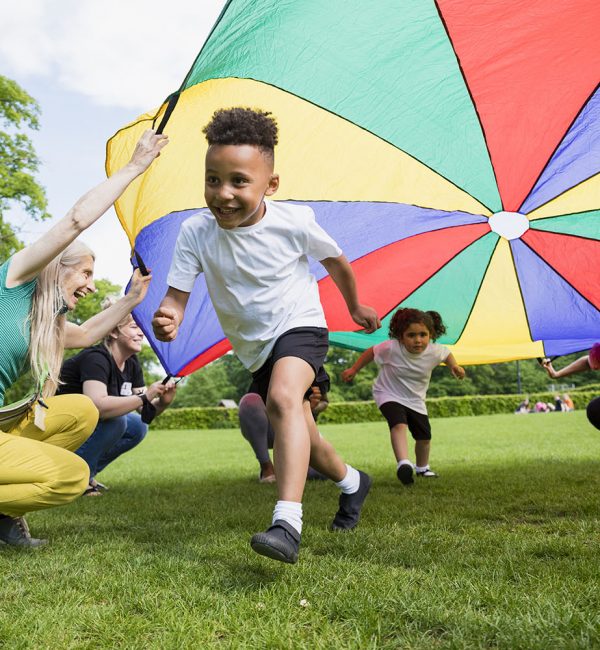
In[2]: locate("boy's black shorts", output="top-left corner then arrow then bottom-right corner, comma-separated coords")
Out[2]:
249,327 -> 330,402
378,401 -> 432,441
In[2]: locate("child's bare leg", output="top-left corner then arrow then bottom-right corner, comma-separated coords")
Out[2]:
415,440 -> 430,467
390,423 -> 409,462
266,357 -> 314,502
305,401 -> 346,481
391,423 -> 414,485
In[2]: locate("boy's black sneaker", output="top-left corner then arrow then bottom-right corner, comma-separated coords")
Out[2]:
250,520 -> 300,564
397,463 -> 415,485
331,470 -> 372,531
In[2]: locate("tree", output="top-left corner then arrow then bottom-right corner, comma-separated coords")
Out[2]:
0,75 -> 50,262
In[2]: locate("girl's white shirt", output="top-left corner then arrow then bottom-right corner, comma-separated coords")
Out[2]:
373,339 -> 449,414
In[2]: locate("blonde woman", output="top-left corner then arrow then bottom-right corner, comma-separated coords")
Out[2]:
0,129 -> 168,548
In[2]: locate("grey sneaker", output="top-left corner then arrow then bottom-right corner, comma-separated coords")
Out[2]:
331,470 -> 372,531
250,519 -> 300,563
0,516 -> 47,548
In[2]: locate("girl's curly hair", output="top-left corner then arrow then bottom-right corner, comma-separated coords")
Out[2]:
388,308 -> 447,341
203,107 -> 278,157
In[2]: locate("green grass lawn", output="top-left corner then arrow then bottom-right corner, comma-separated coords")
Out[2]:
2,412 -> 600,649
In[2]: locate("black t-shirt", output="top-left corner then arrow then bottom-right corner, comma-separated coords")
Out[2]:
58,345 -> 144,397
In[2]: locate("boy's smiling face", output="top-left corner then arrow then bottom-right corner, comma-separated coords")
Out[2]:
205,144 -> 279,229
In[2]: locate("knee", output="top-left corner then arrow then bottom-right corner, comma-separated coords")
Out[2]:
50,452 -> 90,504
72,394 -> 100,440
239,393 -> 265,420
413,432 -> 432,442
266,389 -> 296,420
586,398 -> 600,430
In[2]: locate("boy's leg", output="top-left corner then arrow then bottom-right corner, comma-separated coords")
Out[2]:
250,356 -> 312,563
238,393 -> 275,481
96,413 -> 149,476
267,356 -> 314,503
305,401 -> 346,481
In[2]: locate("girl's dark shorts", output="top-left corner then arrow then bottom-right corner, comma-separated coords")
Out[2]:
249,327 -> 330,402
379,401 -> 432,441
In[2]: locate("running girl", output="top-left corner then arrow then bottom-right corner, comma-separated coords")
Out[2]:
342,308 -> 465,484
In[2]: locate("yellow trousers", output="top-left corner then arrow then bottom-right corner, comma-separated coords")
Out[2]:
0,394 -> 98,517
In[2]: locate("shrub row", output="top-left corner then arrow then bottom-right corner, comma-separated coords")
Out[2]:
154,390 -> 598,430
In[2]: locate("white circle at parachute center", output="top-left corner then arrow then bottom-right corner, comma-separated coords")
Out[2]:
487,211 -> 530,240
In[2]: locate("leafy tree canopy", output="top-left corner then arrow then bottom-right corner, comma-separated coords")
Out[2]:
0,75 -> 50,262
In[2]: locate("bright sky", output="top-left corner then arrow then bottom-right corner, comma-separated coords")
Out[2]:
1,0 -> 226,288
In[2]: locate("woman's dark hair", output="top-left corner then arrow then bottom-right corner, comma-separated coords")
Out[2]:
203,107 -> 278,158
388,308 -> 446,341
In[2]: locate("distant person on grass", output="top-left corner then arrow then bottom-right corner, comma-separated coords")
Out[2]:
342,308 -> 465,485
240,384 -> 329,483
0,129 -> 167,547
152,107 -> 380,564
542,345 -> 600,430
58,299 -> 177,496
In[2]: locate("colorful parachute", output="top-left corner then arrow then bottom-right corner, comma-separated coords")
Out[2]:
107,0 -> 600,376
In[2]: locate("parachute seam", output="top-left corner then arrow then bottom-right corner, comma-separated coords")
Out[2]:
375,228 -> 493,335
517,237 -> 600,314
433,0 -> 502,212
508,240 -> 535,342
450,234 -> 500,343
525,171 -> 600,217
518,82 -> 600,213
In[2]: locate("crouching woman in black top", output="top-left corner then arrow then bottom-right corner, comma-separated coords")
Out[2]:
59,298 -> 176,494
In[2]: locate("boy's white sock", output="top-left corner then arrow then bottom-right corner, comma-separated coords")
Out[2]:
272,500 -> 303,535
397,459 -> 413,470
335,464 -> 360,494
415,465 -> 429,473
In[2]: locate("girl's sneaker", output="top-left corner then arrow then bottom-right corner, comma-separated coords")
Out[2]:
416,468 -> 438,478
396,463 -> 414,485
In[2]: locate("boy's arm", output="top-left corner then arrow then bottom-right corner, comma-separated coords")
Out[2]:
152,287 -> 190,342
445,353 -> 465,380
341,346 -> 375,382
320,255 -> 381,333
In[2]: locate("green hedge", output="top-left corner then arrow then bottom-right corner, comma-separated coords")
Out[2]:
154,390 -> 598,430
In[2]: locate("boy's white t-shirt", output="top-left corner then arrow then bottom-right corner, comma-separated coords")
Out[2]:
372,339 -> 450,415
167,200 -> 342,372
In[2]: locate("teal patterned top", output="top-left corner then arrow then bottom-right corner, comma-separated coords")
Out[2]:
0,259 -> 37,406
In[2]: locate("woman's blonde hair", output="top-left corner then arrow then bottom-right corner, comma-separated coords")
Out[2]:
29,240 -> 95,397
101,295 -> 133,350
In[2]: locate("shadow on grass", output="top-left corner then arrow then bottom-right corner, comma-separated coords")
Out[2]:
34,457 -> 600,591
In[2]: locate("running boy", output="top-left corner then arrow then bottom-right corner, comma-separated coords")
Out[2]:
152,108 -> 380,563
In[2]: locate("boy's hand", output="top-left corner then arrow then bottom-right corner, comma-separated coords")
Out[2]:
341,368 -> 356,383
350,304 -> 381,333
152,306 -> 180,342
451,365 -> 466,380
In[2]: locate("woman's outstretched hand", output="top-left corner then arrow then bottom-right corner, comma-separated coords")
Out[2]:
129,129 -> 169,174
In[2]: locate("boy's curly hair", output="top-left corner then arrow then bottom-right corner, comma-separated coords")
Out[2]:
388,308 -> 447,341
203,108 -> 278,157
